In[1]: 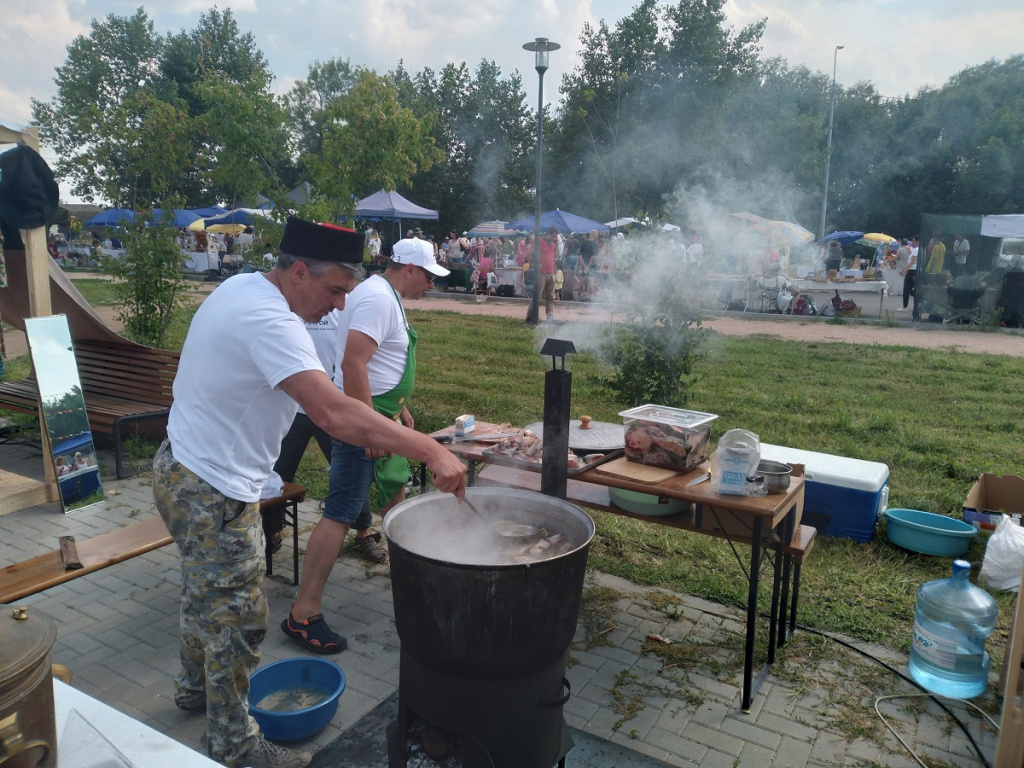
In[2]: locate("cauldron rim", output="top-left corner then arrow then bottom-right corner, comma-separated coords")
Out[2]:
383,488 -> 595,568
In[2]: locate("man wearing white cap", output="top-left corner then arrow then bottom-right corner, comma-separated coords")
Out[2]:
282,237 -> 449,653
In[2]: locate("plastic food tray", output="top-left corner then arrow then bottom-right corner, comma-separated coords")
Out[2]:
481,446 -> 623,475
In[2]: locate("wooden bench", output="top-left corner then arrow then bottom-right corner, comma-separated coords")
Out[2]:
260,482 -> 306,586
0,483 -> 309,602
0,516 -> 173,604
0,339 -> 179,478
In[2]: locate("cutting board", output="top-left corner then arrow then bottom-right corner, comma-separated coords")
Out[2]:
595,456 -> 679,484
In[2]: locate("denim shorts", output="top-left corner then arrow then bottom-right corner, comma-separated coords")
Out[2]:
324,440 -> 374,529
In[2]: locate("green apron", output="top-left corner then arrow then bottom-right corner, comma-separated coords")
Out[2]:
372,280 -> 418,500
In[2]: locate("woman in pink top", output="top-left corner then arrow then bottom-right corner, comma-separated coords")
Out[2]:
517,235 -> 532,266
477,246 -> 494,292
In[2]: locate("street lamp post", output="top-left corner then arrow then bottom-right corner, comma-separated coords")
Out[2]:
818,45 -> 844,240
523,37 -> 559,325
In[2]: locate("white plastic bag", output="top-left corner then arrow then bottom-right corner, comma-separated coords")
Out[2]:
710,428 -> 764,496
979,515 -> 1024,592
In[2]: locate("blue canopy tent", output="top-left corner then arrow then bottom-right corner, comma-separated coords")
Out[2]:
84,209 -> 137,228
355,190 -> 439,221
354,190 -> 439,250
189,206 -> 230,217
151,208 -> 201,228
203,208 -> 271,228
53,432 -> 96,456
506,209 -> 609,235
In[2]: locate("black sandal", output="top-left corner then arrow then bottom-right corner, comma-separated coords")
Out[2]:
281,611 -> 347,654
269,532 -> 283,554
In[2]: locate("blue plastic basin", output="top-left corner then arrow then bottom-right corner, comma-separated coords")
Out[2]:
883,508 -> 976,557
248,658 -> 346,741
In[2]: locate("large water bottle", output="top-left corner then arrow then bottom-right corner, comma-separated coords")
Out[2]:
909,559 -> 999,698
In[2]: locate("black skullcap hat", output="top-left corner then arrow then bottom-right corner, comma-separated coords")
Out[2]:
279,216 -> 363,264
0,145 -> 60,230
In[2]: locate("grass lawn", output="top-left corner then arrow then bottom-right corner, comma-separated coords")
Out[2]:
69,278 -> 120,307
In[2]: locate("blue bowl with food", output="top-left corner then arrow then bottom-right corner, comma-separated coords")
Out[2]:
883,508 -> 976,557
248,658 -> 346,741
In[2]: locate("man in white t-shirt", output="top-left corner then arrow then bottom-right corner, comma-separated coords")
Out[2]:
283,237 -> 449,651
952,233 -> 970,277
262,312 -> 380,559
153,216 -> 465,768
686,235 -> 704,266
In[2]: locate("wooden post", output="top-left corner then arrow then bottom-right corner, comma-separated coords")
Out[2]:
0,124 -> 60,512
995,572 -> 1024,768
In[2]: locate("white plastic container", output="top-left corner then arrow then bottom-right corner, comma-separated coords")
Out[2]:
619,405 -> 718,471
759,443 -> 889,542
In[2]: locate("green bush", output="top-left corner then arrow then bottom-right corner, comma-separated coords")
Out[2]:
600,288 -> 711,408
100,218 -> 191,348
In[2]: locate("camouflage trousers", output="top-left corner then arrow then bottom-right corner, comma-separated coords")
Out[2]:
153,439 -> 267,766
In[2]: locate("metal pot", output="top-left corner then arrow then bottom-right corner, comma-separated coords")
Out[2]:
383,488 -> 595,679
0,608 -> 58,768
754,460 -> 792,494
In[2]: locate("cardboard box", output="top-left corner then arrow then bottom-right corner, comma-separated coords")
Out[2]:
963,473 -> 1024,531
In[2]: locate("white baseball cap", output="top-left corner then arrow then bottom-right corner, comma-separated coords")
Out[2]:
392,237 -> 450,276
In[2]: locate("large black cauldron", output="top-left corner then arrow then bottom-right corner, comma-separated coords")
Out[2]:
383,488 -> 595,680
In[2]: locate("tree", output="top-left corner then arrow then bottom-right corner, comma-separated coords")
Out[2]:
31,8 -> 163,202
287,58 -> 363,159
553,1 -> 664,221
306,70 -> 443,220
193,68 -> 293,207
160,7 -> 270,116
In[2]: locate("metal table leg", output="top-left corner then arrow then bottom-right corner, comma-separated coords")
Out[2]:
742,515 -> 762,712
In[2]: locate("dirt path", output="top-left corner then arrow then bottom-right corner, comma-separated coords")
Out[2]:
5,284 -> 1024,359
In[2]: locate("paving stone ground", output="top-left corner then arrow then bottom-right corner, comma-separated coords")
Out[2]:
0,446 -> 1004,767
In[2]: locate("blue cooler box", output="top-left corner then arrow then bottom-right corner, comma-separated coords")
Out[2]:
759,443 -> 890,542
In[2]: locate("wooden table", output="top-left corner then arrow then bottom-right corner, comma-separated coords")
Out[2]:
430,428 -> 808,711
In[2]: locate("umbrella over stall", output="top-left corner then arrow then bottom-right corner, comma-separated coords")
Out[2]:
731,219 -> 815,250
817,230 -> 865,245
856,232 -> 897,246
464,220 -> 523,238
506,209 -> 608,234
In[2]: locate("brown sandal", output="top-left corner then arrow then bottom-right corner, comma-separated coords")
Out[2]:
355,532 -> 387,563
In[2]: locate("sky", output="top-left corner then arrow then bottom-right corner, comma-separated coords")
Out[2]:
2,0 -> 1023,202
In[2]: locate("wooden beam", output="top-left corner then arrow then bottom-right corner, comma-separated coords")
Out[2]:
22,227 -> 51,317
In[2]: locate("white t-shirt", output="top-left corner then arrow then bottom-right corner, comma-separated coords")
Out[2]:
686,243 -> 705,263
333,274 -> 409,395
167,273 -> 324,502
298,313 -> 340,415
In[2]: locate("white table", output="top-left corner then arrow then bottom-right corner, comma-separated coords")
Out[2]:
880,268 -> 903,296
789,279 -> 889,316
55,679 -> 219,767
494,267 -> 523,296
181,250 -> 218,273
